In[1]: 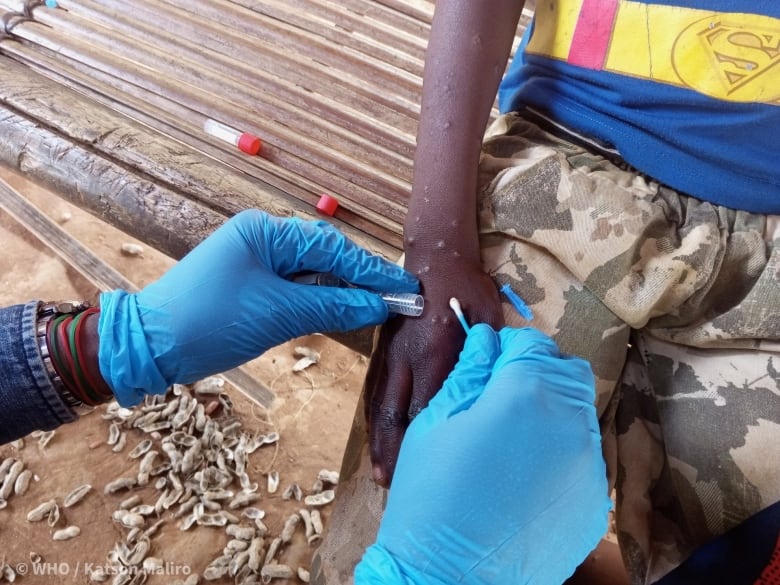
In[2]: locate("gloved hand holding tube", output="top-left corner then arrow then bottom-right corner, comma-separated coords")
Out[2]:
355,324 -> 612,585
98,210 -> 419,407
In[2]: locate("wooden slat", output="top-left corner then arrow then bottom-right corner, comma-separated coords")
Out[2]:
0,56 -> 401,257
370,0 -> 434,24
0,40 -> 412,233
0,0 -> 531,261
0,100 -> 225,260
62,0 -> 422,123
227,0 -> 428,70
25,8 -> 416,183
331,0 -> 431,38
0,45 -> 405,250
162,0 -> 423,95
1,3 -> 419,231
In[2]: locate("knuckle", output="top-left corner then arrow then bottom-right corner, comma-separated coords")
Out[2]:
408,393 -> 435,420
376,406 -> 408,429
407,403 -> 425,421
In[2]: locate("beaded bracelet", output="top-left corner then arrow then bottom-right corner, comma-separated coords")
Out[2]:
50,313 -> 94,404
71,308 -> 112,401
35,301 -> 113,408
36,302 -> 86,409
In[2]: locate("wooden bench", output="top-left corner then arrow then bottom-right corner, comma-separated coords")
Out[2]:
0,0 -> 531,355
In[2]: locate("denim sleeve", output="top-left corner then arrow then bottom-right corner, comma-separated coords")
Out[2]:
0,302 -> 77,444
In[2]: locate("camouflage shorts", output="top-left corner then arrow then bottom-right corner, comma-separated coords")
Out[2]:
313,114 -> 780,584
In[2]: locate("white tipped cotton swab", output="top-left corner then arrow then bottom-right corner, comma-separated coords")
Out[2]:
449,297 -> 470,332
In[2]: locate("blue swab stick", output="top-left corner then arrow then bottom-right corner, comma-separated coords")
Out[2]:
500,283 -> 534,321
449,297 -> 470,332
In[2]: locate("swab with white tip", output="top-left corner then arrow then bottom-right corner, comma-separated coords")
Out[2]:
449,297 -> 470,332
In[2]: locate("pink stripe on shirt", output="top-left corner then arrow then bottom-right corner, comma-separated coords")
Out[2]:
567,0 -> 620,69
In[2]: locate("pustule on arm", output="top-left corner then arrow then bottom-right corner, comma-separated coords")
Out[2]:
405,0 -> 526,273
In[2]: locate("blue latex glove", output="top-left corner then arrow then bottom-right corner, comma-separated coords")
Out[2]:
98,210 -> 419,406
355,324 -> 611,585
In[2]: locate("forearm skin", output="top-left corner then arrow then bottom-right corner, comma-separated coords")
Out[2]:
405,0 -> 526,273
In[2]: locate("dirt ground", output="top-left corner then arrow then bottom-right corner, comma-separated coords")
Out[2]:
0,167 -> 366,584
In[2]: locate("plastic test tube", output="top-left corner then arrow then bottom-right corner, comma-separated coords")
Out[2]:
203,119 -> 262,155
291,272 -> 424,316
379,292 -> 424,317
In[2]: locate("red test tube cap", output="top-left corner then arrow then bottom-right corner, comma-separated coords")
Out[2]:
237,133 -> 262,155
316,194 -> 339,216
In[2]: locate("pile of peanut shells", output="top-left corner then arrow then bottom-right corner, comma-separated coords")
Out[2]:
7,377 -> 339,585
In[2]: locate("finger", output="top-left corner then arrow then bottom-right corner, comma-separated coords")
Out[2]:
272,283 -> 391,337
255,215 -> 419,293
481,326 -> 596,411
496,327 -> 562,362
413,324 -> 500,425
403,321 -> 467,426
496,327 -> 595,389
363,329 -> 389,424
367,323 -> 414,487
369,358 -> 412,488
387,334 -> 467,484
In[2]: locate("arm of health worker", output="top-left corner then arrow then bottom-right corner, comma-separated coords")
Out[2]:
0,210 -> 418,445
356,325 -> 612,585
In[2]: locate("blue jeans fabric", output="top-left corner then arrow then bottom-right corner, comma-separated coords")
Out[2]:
0,302 -> 76,444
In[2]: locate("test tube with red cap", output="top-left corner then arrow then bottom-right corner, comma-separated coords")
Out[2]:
203,119 -> 262,155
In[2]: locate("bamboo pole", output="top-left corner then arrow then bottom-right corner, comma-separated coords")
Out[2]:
369,0 -> 434,24
225,0 -> 428,65
0,0 -> 529,265
60,0 -> 422,123
0,58 -> 402,260
1,3 -> 416,230
241,0 -> 430,44
1,44 -> 403,249
18,6 -> 416,183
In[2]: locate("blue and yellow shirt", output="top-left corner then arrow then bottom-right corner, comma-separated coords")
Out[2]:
499,0 -> 780,213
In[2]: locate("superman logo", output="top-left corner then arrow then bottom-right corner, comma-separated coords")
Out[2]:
674,14 -> 780,103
